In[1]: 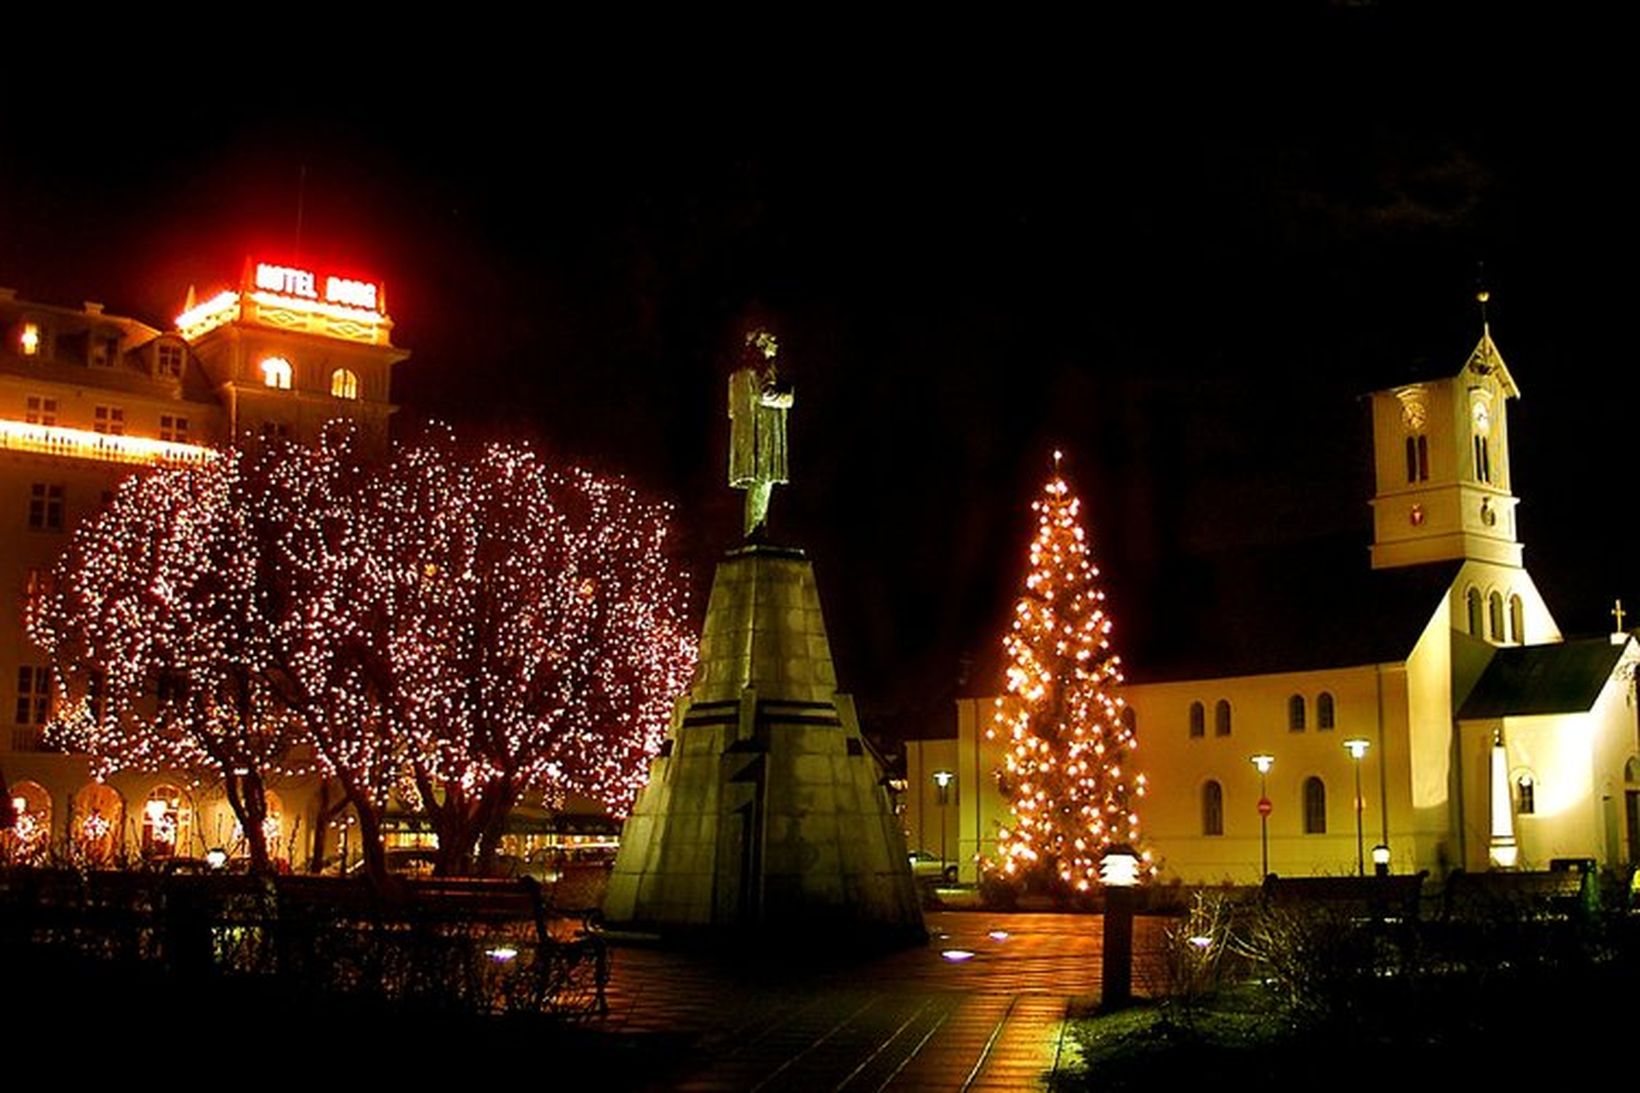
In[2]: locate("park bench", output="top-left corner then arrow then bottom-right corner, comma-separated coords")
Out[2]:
1440,863 -> 1594,922
1261,872 -> 1428,923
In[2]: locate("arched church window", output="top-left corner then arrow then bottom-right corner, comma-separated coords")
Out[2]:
1489,592 -> 1505,642
1214,700 -> 1232,737
1317,692 -> 1336,730
1188,702 -> 1204,738
1466,588 -> 1482,636
1509,595 -> 1524,644
1288,694 -> 1306,732
1626,757 -> 1640,784
1303,777 -> 1327,835
1516,775 -> 1535,815
1202,780 -> 1224,836
1474,435 -> 1492,484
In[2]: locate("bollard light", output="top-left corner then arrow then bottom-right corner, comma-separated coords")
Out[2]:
1372,843 -> 1391,878
1099,844 -> 1141,887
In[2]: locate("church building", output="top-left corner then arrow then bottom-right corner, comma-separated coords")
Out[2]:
903,314 -> 1640,886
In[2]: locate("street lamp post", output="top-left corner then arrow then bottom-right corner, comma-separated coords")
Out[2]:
1251,754 -> 1274,880
933,770 -> 954,882
1344,738 -> 1370,877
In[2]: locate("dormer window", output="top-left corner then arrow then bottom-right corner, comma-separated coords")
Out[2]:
156,342 -> 184,379
260,356 -> 293,390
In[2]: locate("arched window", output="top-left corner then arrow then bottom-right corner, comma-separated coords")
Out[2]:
1509,595 -> 1524,644
1202,780 -> 1224,836
1317,692 -> 1336,730
73,782 -> 123,866
1627,757 -> 1640,783
5,780 -> 52,863
1474,434 -> 1491,483
1489,591 -> 1505,642
1288,694 -> 1306,732
141,785 -> 191,860
1417,435 -> 1428,480
1404,436 -> 1417,483
1214,699 -> 1232,737
1120,706 -> 1137,736
1303,777 -> 1327,834
1188,701 -> 1205,739
330,368 -> 359,400
260,356 -> 293,389
1466,588 -> 1482,636
1516,775 -> 1535,815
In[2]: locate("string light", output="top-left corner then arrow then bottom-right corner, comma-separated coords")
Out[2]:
982,457 -> 1152,895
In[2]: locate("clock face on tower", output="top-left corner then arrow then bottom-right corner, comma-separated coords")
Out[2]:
1472,401 -> 1490,433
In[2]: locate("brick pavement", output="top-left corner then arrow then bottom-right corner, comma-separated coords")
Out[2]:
586,911 -> 1170,1091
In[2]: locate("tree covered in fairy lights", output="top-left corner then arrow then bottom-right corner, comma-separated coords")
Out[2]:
984,454 -> 1150,897
30,449 -> 298,872
30,425 -> 696,879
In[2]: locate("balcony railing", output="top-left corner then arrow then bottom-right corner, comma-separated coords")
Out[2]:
0,418 -> 215,467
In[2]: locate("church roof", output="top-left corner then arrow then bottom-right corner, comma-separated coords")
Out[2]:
1119,542 -> 1461,684
1457,638 -> 1627,719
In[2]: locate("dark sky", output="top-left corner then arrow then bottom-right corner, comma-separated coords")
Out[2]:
2,9 -> 1633,741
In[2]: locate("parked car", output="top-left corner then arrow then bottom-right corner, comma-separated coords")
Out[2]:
909,851 -> 958,885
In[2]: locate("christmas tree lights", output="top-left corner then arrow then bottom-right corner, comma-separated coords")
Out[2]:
985,453 -> 1150,895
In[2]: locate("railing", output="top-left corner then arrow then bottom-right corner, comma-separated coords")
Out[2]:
0,418 -> 214,467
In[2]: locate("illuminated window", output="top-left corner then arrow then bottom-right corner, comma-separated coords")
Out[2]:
260,356 -> 293,389
19,322 -> 40,356
1288,694 -> 1306,732
156,341 -> 184,378
14,665 -> 49,725
24,395 -> 57,426
1516,775 -> 1535,815
1465,587 -> 1482,636
141,785 -> 191,860
160,415 -> 189,443
1508,595 -> 1524,644
93,405 -> 125,436
1202,780 -> 1224,836
27,483 -> 64,531
1214,699 -> 1232,737
1303,777 -> 1327,834
1488,591 -> 1504,642
73,782 -> 123,866
330,368 -> 359,400
1317,692 -> 1335,730
1188,701 -> 1205,738
4,780 -> 52,862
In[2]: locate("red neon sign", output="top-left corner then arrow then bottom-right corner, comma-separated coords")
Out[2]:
252,262 -> 381,313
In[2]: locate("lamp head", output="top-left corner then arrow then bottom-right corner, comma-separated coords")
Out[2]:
1344,738 -> 1371,760
1250,754 -> 1274,775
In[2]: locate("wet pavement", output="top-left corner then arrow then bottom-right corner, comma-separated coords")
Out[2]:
589,911 -> 1170,1091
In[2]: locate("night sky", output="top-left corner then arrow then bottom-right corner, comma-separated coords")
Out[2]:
2,9 -> 1632,742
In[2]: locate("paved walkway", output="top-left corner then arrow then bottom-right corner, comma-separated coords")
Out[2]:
589,912 -> 1169,1091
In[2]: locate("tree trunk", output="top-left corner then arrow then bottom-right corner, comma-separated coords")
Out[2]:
307,780 -> 351,873
224,769 -> 272,875
475,780 -> 517,876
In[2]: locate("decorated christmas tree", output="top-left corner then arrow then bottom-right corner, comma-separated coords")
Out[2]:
986,453 -> 1150,895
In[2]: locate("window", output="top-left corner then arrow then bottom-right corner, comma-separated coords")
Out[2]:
93,405 -> 125,436
1474,435 -> 1491,483
1465,587 -> 1482,636
141,785 -> 191,860
156,341 -> 184,378
1188,701 -> 1205,738
1214,699 -> 1232,737
260,356 -> 293,389
1317,692 -> 1335,730
14,665 -> 49,725
1404,434 -> 1428,483
1288,694 -> 1306,732
1488,591 -> 1505,642
27,483 -> 64,531
24,396 -> 57,426
4,780 -> 52,861
1516,775 -> 1535,815
1509,595 -> 1524,644
73,782 -> 123,866
330,368 -> 359,400
1303,777 -> 1327,834
160,415 -> 189,443
19,322 -> 42,355
1202,780 -> 1224,836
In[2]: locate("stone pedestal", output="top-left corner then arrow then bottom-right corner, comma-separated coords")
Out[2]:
604,543 -> 924,940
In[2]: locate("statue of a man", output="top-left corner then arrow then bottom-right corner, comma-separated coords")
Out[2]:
728,330 -> 794,538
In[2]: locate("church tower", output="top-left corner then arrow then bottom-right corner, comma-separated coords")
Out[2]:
1369,301 -> 1522,571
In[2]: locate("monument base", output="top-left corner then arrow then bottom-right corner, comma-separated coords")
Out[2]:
604,544 -> 925,942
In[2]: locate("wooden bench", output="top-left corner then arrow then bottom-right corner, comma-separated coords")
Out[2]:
1440,866 -> 1593,921
1261,872 -> 1428,922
